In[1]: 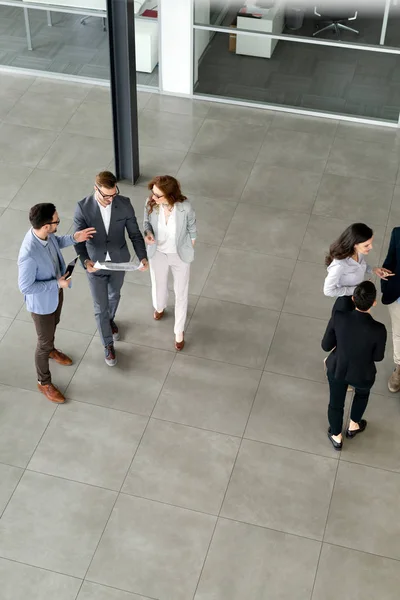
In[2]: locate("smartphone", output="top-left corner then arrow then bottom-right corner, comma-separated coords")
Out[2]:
65,257 -> 79,280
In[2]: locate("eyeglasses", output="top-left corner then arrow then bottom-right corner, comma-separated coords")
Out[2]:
95,184 -> 120,200
47,219 -> 60,226
152,188 -> 164,199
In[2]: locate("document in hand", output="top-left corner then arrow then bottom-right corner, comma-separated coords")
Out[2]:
93,261 -> 143,272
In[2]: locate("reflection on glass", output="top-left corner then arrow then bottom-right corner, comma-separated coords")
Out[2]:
134,1 -> 159,87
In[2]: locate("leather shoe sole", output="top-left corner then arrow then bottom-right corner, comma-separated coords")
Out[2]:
327,429 -> 342,451
37,383 -> 65,403
346,419 -> 367,439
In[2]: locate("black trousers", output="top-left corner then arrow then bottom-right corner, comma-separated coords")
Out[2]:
327,371 -> 371,436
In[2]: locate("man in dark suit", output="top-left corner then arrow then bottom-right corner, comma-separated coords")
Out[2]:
322,281 -> 387,450
381,226 -> 400,392
74,171 -> 148,367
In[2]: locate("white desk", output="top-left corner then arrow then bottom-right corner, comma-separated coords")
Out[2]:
236,4 -> 285,59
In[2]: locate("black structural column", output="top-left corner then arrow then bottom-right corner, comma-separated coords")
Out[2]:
107,0 -> 140,183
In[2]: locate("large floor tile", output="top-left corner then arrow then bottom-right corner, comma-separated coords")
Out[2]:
240,163 -> 322,212
0,463 -> 23,514
29,77 -> 91,100
190,118 -> 267,161
387,184 -> 400,232
0,163 -> 32,208
186,297 -> 279,369
256,129 -> 332,172
64,101 -> 113,139
221,439 -> 336,539
0,73 -> 34,93
5,92 -> 81,130
313,173 -> 393,225
154,354 -> 260,436
177,153 -> 253,201
28,402 -> 147,490
312,544 -> 400,600
0,87 -> 25,118
139,109 -> 204,152
270,112 -> 338,136
282,261 -> 334,320
245,373 -> 345,458
265,313 -> 328,383
0,259 -> 24,318
336,120 -> 400,150
187,242 -> 218,295
0,471 -> 116,577
38,132 -> 113,176
189,195 -> 236,245
325,461 -> 400,560
205,102 -> 274,126
138,144 -> 187,179
78,581 -> 148,600
203,247 -> 295,310
0,558 -> 82,600
195,518 -> 320,600
223,204 -> 309,259
0,385 -> 55,468
326,137 -> 400,182
123,419 -> 239,513
0,123 -> 58,167
372,337 -> 397,396
67,338 -> 173,415
0,320 -> 92,393
341,393 -> 400,472
87,494 -> 216,600
146,94 -> 211,117
0,316 -> 12,341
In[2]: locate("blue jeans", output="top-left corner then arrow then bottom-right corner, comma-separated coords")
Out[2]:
327,372 -> 371,436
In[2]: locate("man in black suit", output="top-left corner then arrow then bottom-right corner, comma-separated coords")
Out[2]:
322,281 -> 387,450
74,171 -> 148,367
381,226 -> 400,392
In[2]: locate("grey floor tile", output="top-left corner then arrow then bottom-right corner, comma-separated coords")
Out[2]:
177,153 -> 253,201
189,196 -> 237,245
223,204 -> 309,259
190,119 -> 267,161
0,385 -> 55,468
64,101 -> 113,139
38,132 -> 113,176
67,338 -> 173,415
0,72 -> 35,92
0,163 -> 32,208
0,316 -> 12,341
221,439 -> 336,539
87,494 -> 216,600
326,137 -> 400,183
0,470 -> 116,577
138,144 -> 187,180
387,184 -> 400,232
186,297 -> 279,369
123,419 -> 239,514
256,129 -> 332,173
139,109 -> 204,152
0,259 -> 24,318
153,354 -> 261,436
0,208 -> 31,260
370,297 -> 392,333
240,163 -> 322,213
313,173 -> 393,225
245,372 -> 345,458
0,558 -> 82,600
0,122 -> 58,167
0,86 -> 25,118
188,242 -> 219,296
85,86 -> 112,104
146,94 -> 211,117
28,401 -> 147,490
78,582 -> 147,600
270,112 -> 338,136
0,463 -> 23,514
265,313 -> 328,383
325,461 -> 400,560
282,261 -> 334,320
0,319 -> 92,393
336,120 -> 400,150
312,544 -> 400,600
341,393 -> 400,472
5,92 -> 81,130
206,102 -> 275,126
203,247 -> 295,310
372,337 -> 397,396
29,77 -> 91,100
195,518 -> 320,600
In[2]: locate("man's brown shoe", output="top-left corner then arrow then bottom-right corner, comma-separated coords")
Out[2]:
154,310 -> 164,321
49,349 -> 72,366
37,382 -> 65,403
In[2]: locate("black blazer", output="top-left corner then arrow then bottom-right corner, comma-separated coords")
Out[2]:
322,310 -> 387,387
73,194 -> 147,266
381,227 -> 400,305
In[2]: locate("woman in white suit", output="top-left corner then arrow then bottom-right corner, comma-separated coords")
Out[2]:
144,175 -> 196,350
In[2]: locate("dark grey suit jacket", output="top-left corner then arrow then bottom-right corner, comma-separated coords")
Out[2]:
73,194 -> 147,266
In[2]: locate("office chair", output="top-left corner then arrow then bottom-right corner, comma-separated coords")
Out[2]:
313,7 -> 359,38
80,16 -> 107,31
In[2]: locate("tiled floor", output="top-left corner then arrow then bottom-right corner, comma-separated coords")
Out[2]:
1,71 -> 400,599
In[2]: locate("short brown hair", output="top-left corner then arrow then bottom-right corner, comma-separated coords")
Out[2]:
147,175 -> 187,214
95,171 -> 117,189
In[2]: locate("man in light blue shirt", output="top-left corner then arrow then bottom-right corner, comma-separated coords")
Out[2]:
18,203 -> 95,403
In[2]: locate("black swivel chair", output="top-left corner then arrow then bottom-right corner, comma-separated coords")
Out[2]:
313,7 -> 359,39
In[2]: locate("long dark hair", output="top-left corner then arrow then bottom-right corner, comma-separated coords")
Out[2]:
325,223 -> 373,266
147,175 -> 187,215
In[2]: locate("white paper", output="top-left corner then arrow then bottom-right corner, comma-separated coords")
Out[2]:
94,261 -> 142,272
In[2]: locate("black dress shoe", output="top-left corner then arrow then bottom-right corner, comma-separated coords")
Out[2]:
346,419 -> 367,439
327,428 -> 342,451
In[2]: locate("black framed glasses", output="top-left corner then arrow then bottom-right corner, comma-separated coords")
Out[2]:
47,219 -> 60,226
152,188 -> 164,199
95,184 -> 119,200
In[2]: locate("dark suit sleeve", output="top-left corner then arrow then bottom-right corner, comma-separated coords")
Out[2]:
321,317 -> 336,352
373,325 -> 387,363
382,228 -> 398,273
125,200 -> 147,262
73,202 -> 90,266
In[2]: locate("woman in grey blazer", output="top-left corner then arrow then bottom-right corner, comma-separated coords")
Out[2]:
143,175 -> 196,350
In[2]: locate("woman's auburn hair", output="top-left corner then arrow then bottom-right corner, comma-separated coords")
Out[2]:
146,175 -> 187,214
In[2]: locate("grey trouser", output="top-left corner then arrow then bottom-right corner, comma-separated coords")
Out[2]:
87,270 -> 125,347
